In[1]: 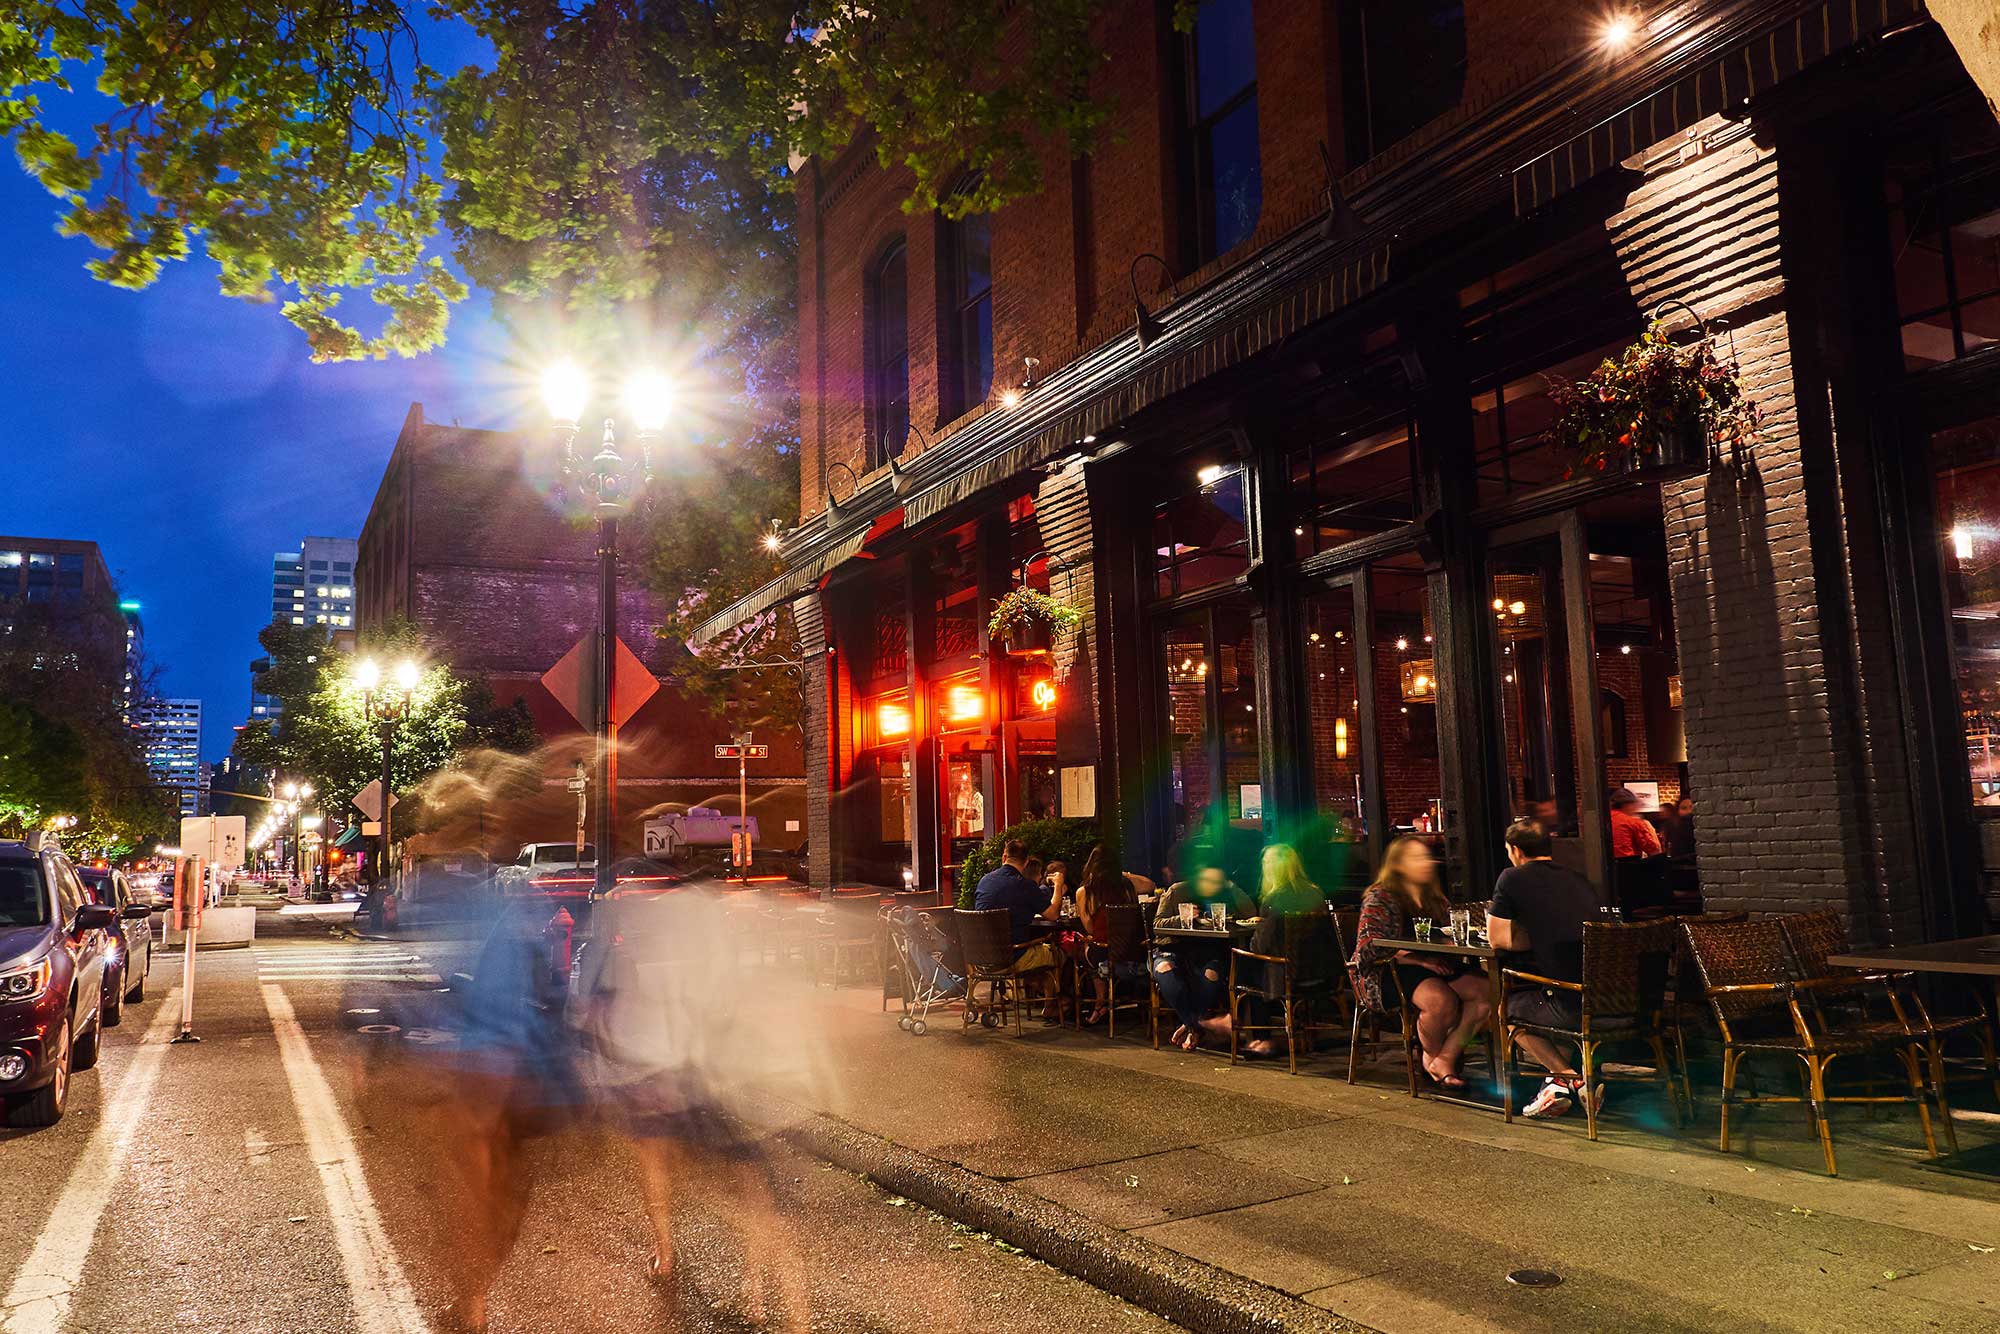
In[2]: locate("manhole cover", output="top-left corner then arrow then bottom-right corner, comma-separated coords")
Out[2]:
356,1023 -> 402,1036
402,1028 -> 457,1046
1507,1270 -> 1563,1288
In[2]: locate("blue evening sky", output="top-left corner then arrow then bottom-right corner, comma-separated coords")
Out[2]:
0,169 -> 516,760
0,31 -> 512,762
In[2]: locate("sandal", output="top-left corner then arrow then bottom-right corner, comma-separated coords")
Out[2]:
647,1249 -> 672,1285
1081,1007 -> 1108,1026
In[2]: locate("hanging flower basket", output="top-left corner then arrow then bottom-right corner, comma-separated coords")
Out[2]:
988,587 -> 1082,654
1548,311 -> 1761,481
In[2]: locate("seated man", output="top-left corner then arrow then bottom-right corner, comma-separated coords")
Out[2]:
972,838 -> 1063,994
1149,861 -> 1253,1052
1486,818 -> 1602,1120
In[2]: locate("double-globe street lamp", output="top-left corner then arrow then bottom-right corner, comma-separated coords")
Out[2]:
281,780 -> 314,882
540,362 -> 670,899
353,658 -> 421,897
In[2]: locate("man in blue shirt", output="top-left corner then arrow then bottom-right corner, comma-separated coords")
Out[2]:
973,839 -> 1056,943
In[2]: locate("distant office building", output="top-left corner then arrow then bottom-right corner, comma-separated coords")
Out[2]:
254,535 -> 357,721
0,536 -> 126,684
134,697 -> 202,818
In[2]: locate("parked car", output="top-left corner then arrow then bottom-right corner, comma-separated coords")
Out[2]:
1,836 -> 119,1128
77,865 -> 156,1019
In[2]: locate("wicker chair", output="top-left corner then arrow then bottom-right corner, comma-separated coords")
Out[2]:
811,893 -> 882,987
1229,912 -> 1345,1074
1074,904 -> 1149,1038
1779,909 -> 1997,1152
1500,920 -> 1685,1139
1344,912 -> 1419,1092
955,908 -> 1043,1034
1682,918 -> 1946,1176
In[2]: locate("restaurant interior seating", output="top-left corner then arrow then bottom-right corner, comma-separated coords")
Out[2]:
1682,918 -> 1949,1176
1500,919 -> 1686,1139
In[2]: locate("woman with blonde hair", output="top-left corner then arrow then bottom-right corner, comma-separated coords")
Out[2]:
1351,835 -> 1490,1088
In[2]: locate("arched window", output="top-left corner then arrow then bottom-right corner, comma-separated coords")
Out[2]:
867,240 -> 910,468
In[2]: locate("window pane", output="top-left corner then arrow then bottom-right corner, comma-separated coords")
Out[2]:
1161,622 -> 1212,846
1154,469 -> 1249,597
955,215 -> 991,303
1304,586 -> 1364,847
959,293 -> 993,410
1885,102 -> 2000,368
1205,96 -> 1262,257
1343,1 -> 1466,162
1194,0 -> 1256,117
1935,416 -> 2000,807
873,244 -> 910,460
1372,556 -> 1446,885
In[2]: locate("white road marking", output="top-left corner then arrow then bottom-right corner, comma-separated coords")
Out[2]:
2,992 -> 181,1334
262,983 -> 429,1334
253,946 -> 439,987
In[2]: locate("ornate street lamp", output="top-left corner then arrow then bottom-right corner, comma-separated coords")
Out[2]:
542,362 -> 669,898
353,658 -> 420,894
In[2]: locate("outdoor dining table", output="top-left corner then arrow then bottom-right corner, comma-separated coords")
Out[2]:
1824,934 -> 2000,1179
1150,919 -> 1256,943
1370,933 -> 1510,1113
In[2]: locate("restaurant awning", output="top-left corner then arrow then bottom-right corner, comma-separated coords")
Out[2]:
1512,0 -> 1928,216
333,823 -> 365,849
689,525 -> 873,647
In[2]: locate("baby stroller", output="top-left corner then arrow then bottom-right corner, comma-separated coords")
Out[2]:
885,905 -> 964,1036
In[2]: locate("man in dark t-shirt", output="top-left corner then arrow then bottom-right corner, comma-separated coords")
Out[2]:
1487,818 -> 1603,1119
973,839 -> 1056,944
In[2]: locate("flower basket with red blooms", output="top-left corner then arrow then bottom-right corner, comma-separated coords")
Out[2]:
987,586 -> 1082,650
1547,311 -> 1761,479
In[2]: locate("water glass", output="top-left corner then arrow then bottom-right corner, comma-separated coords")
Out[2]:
1450,907 -> 1472,945
1210,903 -> 1228,930
1179,903 -> 1198,929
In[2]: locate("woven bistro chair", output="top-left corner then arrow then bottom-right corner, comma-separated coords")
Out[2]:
955,908 -> 1044,1035
811,893 -> 882,987
1682,918 -> 1947,1176
1343,908 -> 1419,1091
1074,904 -> 1149,1038
1229,912 -> 1345,1075
1779,909 -> 1997,1151
1500,920 -> 1686,1139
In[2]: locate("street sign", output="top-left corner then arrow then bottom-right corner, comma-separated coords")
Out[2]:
542,634 -> 660,728
713,744 -> 771,759
179,815 -> 246,870
351,780 -> 400,822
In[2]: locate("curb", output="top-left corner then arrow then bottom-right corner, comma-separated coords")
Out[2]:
777,1111 -> 1373,1334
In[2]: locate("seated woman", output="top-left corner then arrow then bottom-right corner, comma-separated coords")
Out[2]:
1191,845 -> 1330,1058
1351,835 -> 1491,1088
1058,845 -> 1139,1025
1150,859 -> 1254,1051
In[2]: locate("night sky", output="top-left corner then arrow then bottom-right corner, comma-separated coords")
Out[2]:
0,71 -> 510,763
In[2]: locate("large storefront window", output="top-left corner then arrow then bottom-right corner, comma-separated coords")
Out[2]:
1372,554 -> 1443,847
1158,603 -> 1263,884
1469,340 -> 1625,504
1155,463 -> 1250,597
1933,416 -> 2000,806
1287,348 -> 1418,559
1885,103 -> 2000,370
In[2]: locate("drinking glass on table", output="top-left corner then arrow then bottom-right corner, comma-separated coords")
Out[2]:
1450,907 -> 1471,945
1414,918 -> 1433,942
1210,903 -> 1228,930
1178,903 -> 1197,929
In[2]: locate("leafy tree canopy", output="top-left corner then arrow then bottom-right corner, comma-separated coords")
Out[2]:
1,0 -> 1167,358
232,619 -> 537,830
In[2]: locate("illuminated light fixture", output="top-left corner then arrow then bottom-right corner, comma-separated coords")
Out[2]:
1335,717 -> 1349,760
394,659 -> 422,691
877,703 -> 912,738
1401,659 -> 1437,703
1620,643 -> 1633,655
1196,464 -> 1226,487
1493,597 -> 1506,612
1309,632 -> 1321,642
1509,601 -> 1527,616
119,600 -> 141,612
1395,636 -> 1409,652
1081,434 -> 1097,445
354,659 -> 382,692
1294,526 -> 1305,537
999,387 -> 1022,410
762,519 -> 784,553
1601,12 -> 1638,51
1953,526 -> 1975,560
622,370 -> 675,433
541,359 -> 590,425
945,685 -> 985,723
1031,679 -> 1058,711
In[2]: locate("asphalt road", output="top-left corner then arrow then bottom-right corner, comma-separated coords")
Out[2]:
0,926 -> 1179,1333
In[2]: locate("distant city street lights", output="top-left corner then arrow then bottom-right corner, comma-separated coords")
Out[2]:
542,361 -> 668,898
354,658 -> 420,893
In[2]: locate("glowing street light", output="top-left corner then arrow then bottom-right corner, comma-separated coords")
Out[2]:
353,657 -> 422,899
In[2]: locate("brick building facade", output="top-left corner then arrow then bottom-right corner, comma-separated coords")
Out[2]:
358,404 -> 804,863
700,1 -> 2000,943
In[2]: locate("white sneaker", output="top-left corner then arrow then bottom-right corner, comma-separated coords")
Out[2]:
1522,1078 -> 1577,1119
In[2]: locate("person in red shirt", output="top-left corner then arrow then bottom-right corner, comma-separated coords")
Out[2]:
1609,787 -> 1663,858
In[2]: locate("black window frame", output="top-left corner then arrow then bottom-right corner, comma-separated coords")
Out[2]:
1340,1 -> 1468,166
1179,0 -> 1263,266
939,199 -> 994,422
867,238 -> 912,470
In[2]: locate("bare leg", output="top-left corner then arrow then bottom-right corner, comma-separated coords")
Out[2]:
1513,1031 -> 1576,1077
1442,974 -> 1494,1074
629,1133 -> 683,1279
1411,978 -> 1463,1079
443,1082 -> 533,1333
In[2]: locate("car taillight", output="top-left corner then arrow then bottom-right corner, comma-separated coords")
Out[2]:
0,958 -> 52,1001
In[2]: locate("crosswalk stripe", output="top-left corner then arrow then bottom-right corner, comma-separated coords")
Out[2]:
257,974 -> 443,984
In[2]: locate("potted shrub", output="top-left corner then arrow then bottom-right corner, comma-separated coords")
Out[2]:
987,586 -> 1082,656
1547,310 -> 1761,480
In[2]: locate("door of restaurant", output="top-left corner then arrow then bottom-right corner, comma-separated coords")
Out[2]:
1155,601 -> 1262,887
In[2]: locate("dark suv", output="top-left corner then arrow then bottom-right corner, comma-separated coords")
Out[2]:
1,837 -> 118,1128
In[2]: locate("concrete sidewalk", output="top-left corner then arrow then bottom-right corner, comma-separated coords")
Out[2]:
777,981 -> 2000,1333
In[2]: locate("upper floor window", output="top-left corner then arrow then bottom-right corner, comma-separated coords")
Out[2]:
1182,0 -> 1262,263
868,240 -> 911,469
941,205 -> 994,420
1886,100 -> 2000,371
1340,1 -> 1466,165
